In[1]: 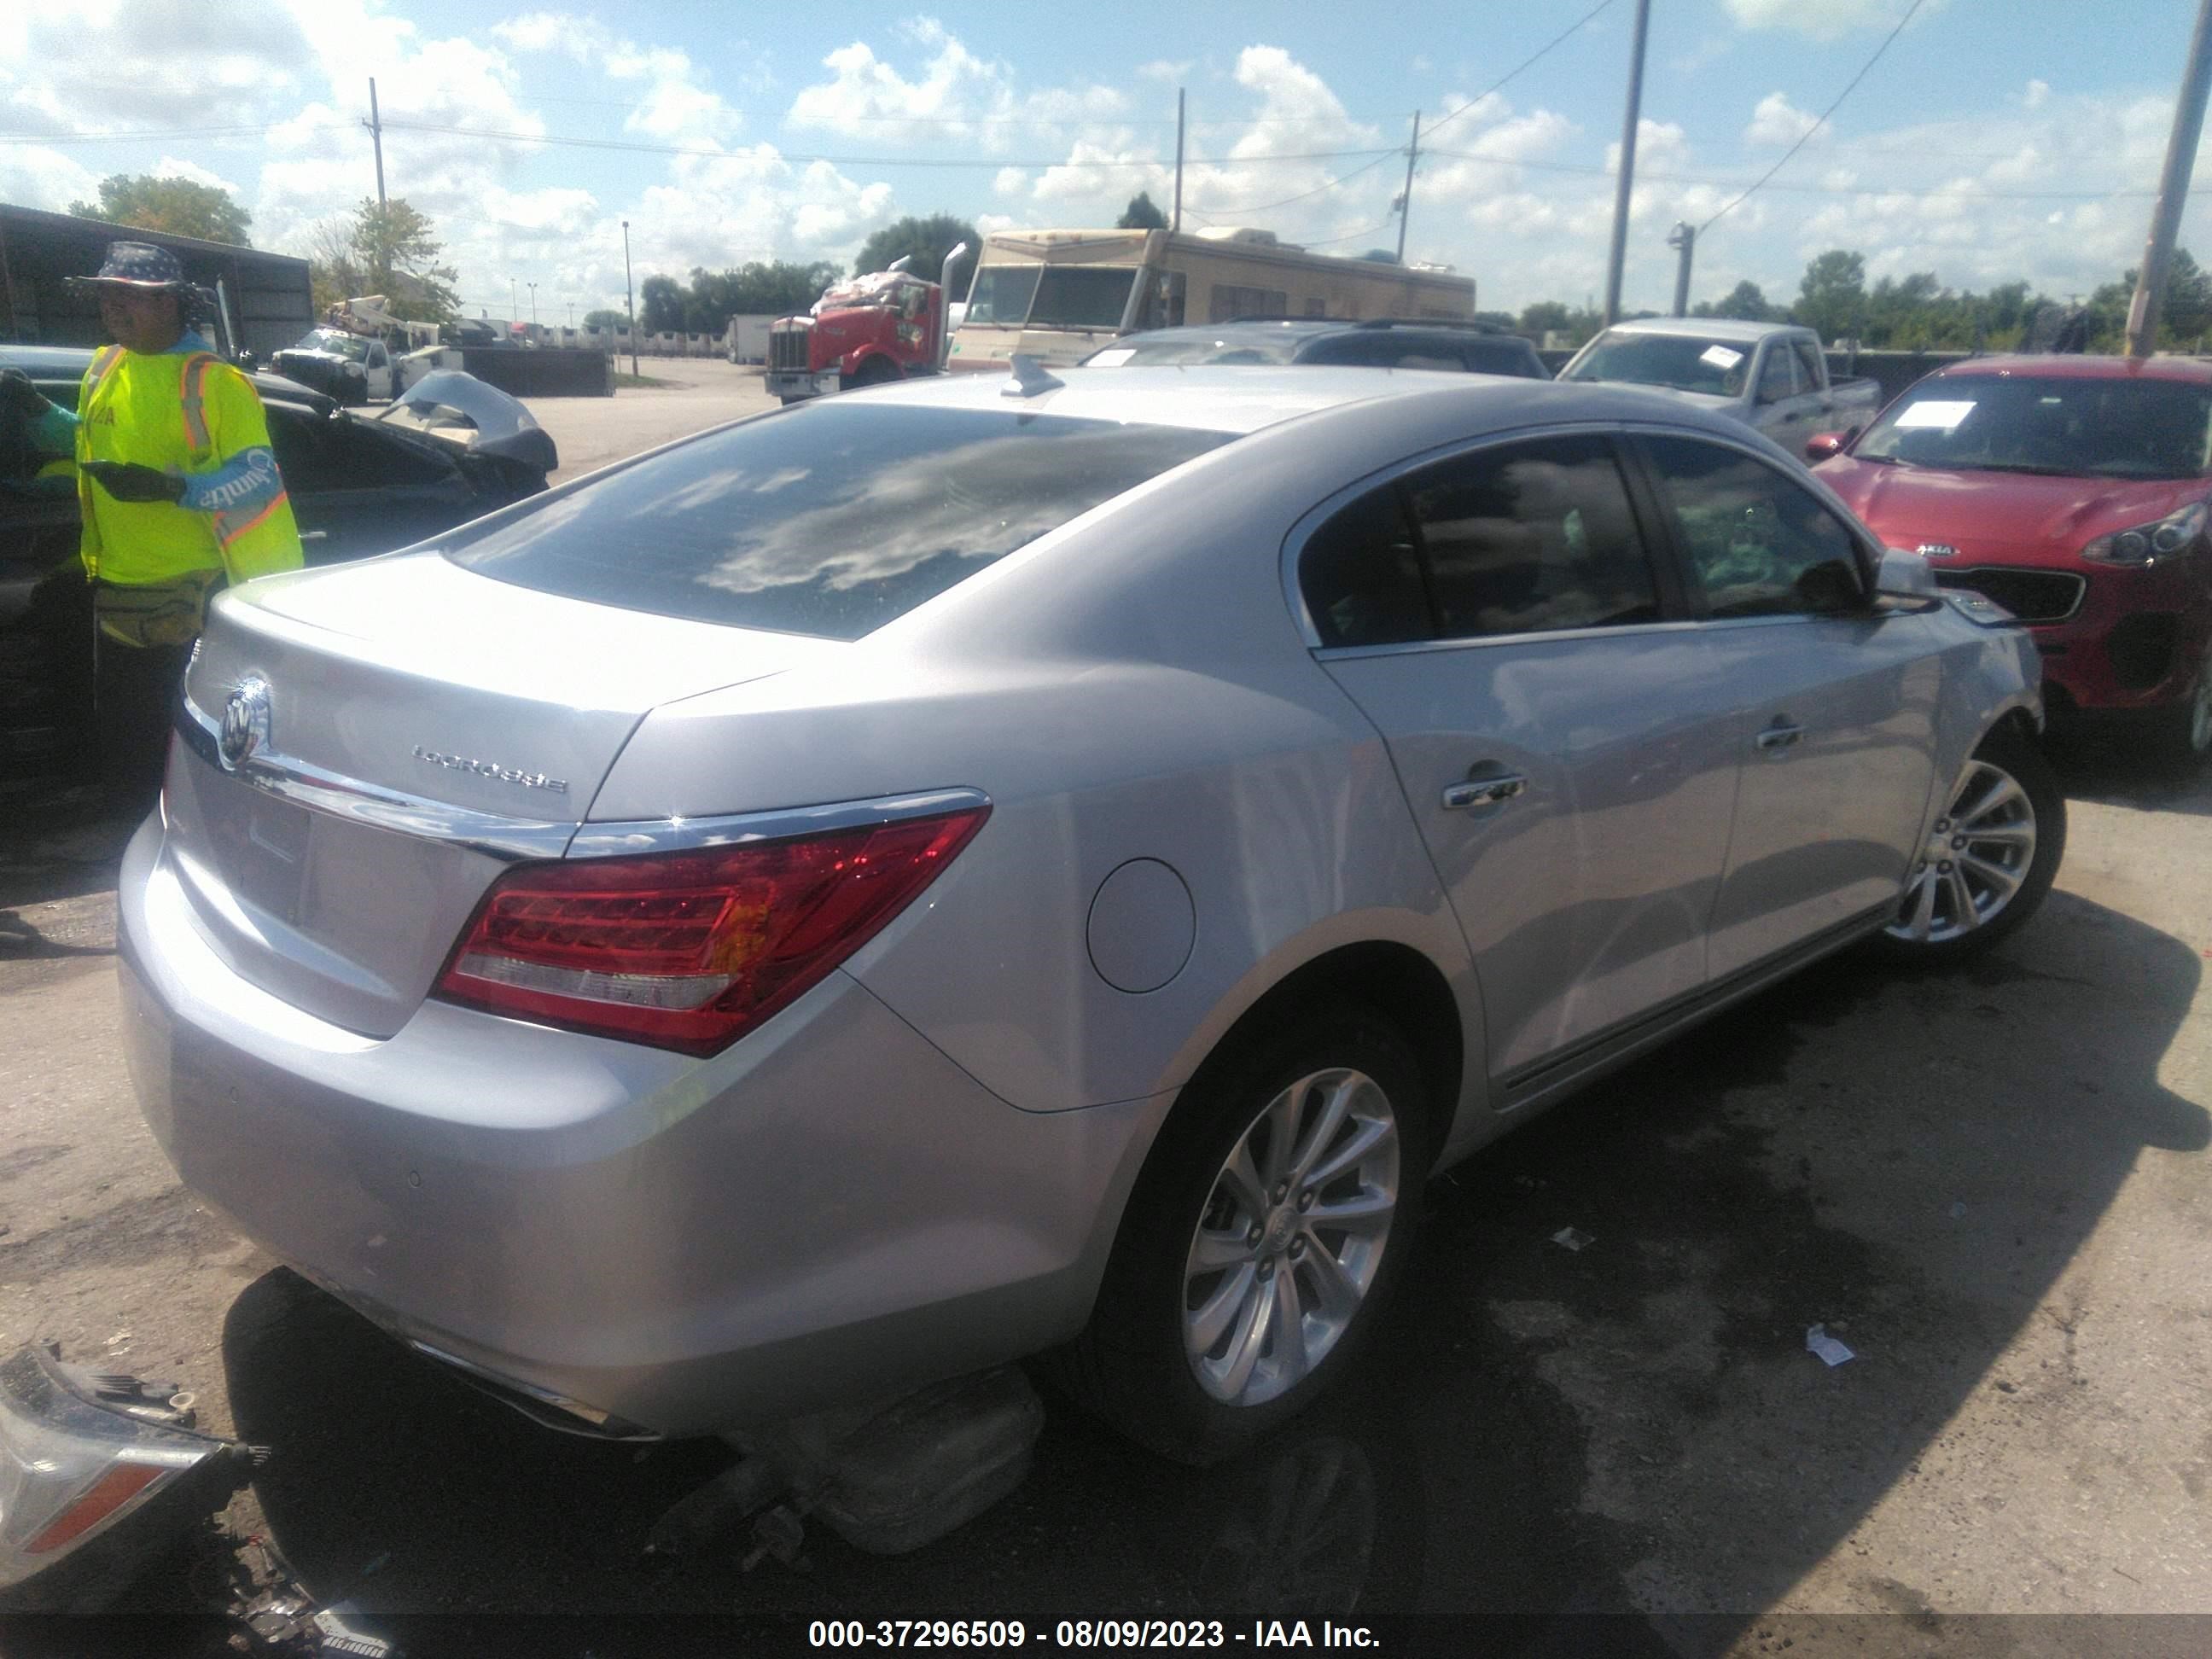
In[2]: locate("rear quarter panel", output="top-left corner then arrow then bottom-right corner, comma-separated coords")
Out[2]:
589,405 -> 1492,1135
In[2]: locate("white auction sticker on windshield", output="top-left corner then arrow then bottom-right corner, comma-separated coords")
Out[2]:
1698,345 -> 1744,370
1895,399 -> 1977,428
1086,347 -> 1137,367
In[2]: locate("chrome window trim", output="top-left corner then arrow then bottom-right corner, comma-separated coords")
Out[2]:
175,700 -> 576,862
1315,618 -> 1707,664
1282,416 -> 1749,654
569,788 -> 993,859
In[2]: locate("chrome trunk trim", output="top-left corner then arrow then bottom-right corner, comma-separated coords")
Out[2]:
174,700 -> 578,862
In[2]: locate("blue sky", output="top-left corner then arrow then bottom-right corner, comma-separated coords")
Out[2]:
3,0 -> 2205,322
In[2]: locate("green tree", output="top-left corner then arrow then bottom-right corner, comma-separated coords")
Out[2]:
346,199 -> 458,323
639,275 -> 685,334
582,308 -> 629,330
1516,300 -> 1604,346
1693,279 -> 1775,323
306,216 -> 365,318
1791,249 -> 1866,345
68,172 -> 252,246
2085,247 -> 2212,351
852,213 -> 981,298
1116,191 -> 1168,230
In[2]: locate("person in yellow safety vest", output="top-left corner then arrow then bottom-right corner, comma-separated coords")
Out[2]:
0,241 -> 304,799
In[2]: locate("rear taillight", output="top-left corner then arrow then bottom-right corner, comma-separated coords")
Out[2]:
434,806 -> 988,1055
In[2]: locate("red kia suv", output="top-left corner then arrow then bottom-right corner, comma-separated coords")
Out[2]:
1814,355 -> 2212,764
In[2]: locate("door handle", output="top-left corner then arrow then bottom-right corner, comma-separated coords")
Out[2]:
1442,773 -> 1527,810
299,530 -> 329,542
1755,721 -> 1804,754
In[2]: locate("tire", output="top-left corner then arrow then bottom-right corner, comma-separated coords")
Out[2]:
1874,723 -> 2065,964
840,358 -> 900,393
1056,1006 -> 1429,1465
2139,637 -> 2212,769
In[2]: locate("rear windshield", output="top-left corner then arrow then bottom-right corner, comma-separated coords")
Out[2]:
1092,331 -> 1303,366
447,401 -> 1232,639
1854,375 -> 2212,480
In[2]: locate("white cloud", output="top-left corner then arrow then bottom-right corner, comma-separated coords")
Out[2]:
1722,0 -> 1938,41
787,26 -> 1009,138
1137,60 -> 1193,84
152,156 -> 242,194
1744,93 -> 1819,148
0,143 -> 100,214
2024,79 -> 2051,110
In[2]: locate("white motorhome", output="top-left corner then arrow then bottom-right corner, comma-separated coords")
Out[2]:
946,227 -> 1476,371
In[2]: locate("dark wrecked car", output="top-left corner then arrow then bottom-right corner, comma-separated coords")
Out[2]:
0,349 -> 557,780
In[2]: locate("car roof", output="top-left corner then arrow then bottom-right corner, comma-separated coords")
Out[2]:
1595,317 -> 1795,344
1932,352 -> 2212,384
855,363 -> 1754,441
0,341 -> 334,408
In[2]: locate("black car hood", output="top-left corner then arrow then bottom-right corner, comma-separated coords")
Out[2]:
370,370 -> 557,472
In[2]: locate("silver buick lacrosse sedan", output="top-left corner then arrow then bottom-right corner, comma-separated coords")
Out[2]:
117,366 -> 2060,1464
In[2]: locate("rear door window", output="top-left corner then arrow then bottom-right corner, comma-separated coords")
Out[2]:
448,402 -> 1233,640
1406,435 -> 1663,637
1296,435 -> 1667,647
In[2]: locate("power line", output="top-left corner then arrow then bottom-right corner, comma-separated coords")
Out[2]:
1196,149 -> 1401,217
1422,144 -> 2209,201
1423,0 -> 1619,144
376,118 -> 1394,171
1700,0 -> 1929,233
1196,2 -> 1620,226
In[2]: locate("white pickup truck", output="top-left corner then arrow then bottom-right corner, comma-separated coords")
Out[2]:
1558,319 -> 1883,458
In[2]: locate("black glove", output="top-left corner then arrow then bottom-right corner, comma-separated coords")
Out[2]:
0,368 -> 53,422
82,461 -> 187,504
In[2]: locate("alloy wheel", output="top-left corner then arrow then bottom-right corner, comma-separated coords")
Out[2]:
1886,757 -> 2040,946
1182,1067 -> 1400,1408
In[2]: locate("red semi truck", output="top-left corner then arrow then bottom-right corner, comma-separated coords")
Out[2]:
764,243 -> 969,404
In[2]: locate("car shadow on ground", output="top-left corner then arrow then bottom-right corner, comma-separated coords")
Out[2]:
178,884 -> 2204,1656
2044,725 -> 2212,819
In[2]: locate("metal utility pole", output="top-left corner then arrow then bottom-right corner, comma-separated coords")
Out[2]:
509,278 -> 518,320
2127,0 -> 2212,358
623,218 -> 638,377
1395,112 -> 1422,264
1667,222 -> 1696,317
1173,90 -> 1185,232
365,79 -> 387,208
1602,0 -> 1653,324
528,281 -> 538,326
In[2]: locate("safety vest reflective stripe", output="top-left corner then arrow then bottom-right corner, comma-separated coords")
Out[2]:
212,491 -> 291,551
179,352 -> 213,452
88,346 -> 125,392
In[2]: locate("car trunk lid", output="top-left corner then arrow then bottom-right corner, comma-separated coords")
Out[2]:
166,550 -> 835,1037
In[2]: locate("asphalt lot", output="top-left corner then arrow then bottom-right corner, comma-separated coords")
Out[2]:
522,355 -> 778,485
0,373 -> 2208,1652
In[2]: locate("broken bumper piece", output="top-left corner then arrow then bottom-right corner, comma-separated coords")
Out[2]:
0,1342 -> 259,1610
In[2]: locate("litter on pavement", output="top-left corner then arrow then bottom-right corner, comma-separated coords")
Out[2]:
1551,1226 -> 1594,1252
1805,1324 -> 1857,1366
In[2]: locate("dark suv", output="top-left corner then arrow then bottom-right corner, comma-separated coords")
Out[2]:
1080,318 -> 1550,378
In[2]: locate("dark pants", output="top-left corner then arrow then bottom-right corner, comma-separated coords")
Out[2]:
93,627 -> 193,803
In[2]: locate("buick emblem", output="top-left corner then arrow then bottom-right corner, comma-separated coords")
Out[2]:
1916,543 -> 1959,560
220,676 -> 271,769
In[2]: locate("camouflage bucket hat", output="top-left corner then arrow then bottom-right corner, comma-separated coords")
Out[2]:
67,241 -> 189,293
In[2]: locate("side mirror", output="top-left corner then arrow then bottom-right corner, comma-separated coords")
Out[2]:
1804,432 -> 1847,463
1875,547 -> 1939,601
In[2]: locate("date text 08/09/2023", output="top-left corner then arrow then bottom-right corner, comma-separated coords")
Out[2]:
806,1621 -> 1383,1649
